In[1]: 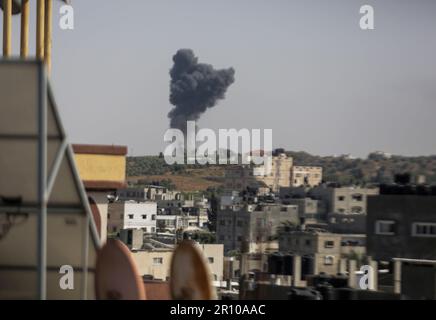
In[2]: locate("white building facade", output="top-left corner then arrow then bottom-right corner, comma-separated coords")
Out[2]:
108,201 -> 157,233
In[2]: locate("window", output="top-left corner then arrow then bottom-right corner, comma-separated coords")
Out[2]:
324,255 -> 334,265
412,222 -> 436,238
152,215 -> 156,220
128,214 -> 134,219
220,220 -> 225,226
338,196 -> 345,201
352,194 -> 363,201
153,257 -> 163,265
324,240 -> 334,248
208,257 -> 214,264
305,239 -> 311,246
351,206 -> 363,214
237,220 -> 243,227
237,236 -> 243,241
142,214 -> 147,219
151,227 -> 155,233
375,220 -> 396,235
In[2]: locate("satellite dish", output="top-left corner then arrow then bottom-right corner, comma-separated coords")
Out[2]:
170,240 -> 216,300
95,239 -> 146,300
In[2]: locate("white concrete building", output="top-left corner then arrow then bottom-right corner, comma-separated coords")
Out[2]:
108,201 -> 157,233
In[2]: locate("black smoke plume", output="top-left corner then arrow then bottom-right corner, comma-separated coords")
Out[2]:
168,49 -> 235,131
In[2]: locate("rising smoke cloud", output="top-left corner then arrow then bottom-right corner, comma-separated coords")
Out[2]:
168,49 -> 235,131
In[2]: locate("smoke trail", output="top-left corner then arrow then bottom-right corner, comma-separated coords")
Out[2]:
168,49 -> 235,131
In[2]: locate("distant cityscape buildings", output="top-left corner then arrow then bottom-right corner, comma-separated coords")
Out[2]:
67,144 -> 436,300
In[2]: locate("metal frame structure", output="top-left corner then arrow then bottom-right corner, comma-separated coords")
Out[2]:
0,60 -> 102,300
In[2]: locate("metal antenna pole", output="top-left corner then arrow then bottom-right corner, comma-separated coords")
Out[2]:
20,0 -> 29,57
36,0 -> 45,60
2,0 -> 12,57
44,0 -> 52,73
37,64 -> 47,300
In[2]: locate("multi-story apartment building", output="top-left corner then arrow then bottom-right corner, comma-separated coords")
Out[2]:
311,185 -> 379,215
283,198 -> 320,224
291,166 -> 323,187
216,203 -> 299,253
367,187 -> 436,261
366,185 -> 436,299
156,215 -> 186,232
308,185 -> 379,234
156,197 -> 209,230
258,153 -> 293,192
278,230 -> 342,275
223,152 -> 292,193
108,201 -> 157,233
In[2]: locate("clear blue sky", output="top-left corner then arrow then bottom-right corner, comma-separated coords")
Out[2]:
5,0 -> 436,157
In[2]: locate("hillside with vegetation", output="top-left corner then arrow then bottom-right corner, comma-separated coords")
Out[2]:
126,156 -> 225,191
126,152 -> 436,190
286,151 -> 436,185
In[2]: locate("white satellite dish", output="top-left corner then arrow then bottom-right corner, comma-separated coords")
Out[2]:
95,239 -> 146,300
170,240 -> 215,300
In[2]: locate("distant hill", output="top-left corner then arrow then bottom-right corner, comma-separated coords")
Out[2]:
126,152 -> 436,190
126,156 -> 225,191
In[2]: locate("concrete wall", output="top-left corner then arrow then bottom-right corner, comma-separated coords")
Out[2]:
328,213 -> 366,234
74,153 -> 126,182
133,250 -> 172,281
199,244 -> 224,281
88,191 -> 109,243
216,208 -> 249,253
